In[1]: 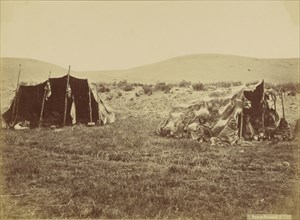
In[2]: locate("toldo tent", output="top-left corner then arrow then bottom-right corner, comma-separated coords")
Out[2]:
210,81 -> 278,144
157,81 -> 289,145
2,75 -> 115,128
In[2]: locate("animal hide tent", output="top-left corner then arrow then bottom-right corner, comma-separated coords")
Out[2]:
2,75 -> 115,128
158,81 -> 284,145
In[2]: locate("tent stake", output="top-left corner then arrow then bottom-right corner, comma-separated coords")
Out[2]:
11,64 -> 21,127
63,66 -> 71,126
38,71 -> 51,129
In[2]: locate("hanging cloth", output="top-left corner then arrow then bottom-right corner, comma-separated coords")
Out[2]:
45,81 -> 52,100
70,96 -> 76,124
67,84 -> 72,98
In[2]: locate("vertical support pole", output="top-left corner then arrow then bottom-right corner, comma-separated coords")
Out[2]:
239,96 -> 244,138
88,81 -> 93,123
96,89 -> 101,124
63,66 -> 71,126
95,85 -> 100,104
261,102 -> 265,131
11,64 -> 21,127
39,71 -> 51,128
280,90 -> 285,119
261,80 -> 265,132
274,94 -> 276,111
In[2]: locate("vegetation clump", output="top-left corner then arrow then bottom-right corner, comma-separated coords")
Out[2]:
192,82 -> 205,91
117,80 -> 135,91
154,82 -> 172,92
178,80 -> 191,88
142,85 -> 153,95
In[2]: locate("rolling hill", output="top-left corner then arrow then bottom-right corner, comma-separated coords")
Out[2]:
1,54 -> 299,85
119,54 -> 299,83
0,57 -> 120,84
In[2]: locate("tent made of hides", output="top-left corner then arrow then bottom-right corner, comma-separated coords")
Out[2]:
157,81 -> 280,144
2,75 -> 115,128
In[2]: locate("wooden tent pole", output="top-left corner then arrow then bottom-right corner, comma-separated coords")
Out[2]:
261,81 -> 265,131
239,96 -> 244,138
96,87 -> 99,103
272,93 -> 277,111
11,64 -> 21,127
38,71 -> 51,128
88,81 -> 93,123
96,89 -> 101,124
280,90 -> 285,119
274,97 -> 276,111
262,103 -> 265,132
63,65 -> 71,126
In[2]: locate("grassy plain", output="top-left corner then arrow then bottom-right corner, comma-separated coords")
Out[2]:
1,87 -> 299,219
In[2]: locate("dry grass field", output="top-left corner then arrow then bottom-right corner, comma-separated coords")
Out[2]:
1,84 -> 299,219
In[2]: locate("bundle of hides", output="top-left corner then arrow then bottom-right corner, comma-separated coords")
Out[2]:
157,99 -> 227,142
274,118 -> 293,141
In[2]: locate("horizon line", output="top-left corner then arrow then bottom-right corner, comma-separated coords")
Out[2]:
1,53 -> 300,72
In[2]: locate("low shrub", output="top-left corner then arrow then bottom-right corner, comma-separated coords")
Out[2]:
123,84 -> 134,91
178,80 -> 191,88
192,82 -> 205,91
154,82 -> 172,92
132,83 -> 144,87
252,81 -> 299,94
117,80 -> 128,88
208,81 -> 242,88
98,86 -> 110,93
117,80 -> 135,91
142,85 -> 153,94
276,82 -> 300,93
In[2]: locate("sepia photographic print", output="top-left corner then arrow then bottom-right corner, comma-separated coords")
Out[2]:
0,1 -> 299,219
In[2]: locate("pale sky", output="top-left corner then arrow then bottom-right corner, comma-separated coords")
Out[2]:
1,1 -> 299,70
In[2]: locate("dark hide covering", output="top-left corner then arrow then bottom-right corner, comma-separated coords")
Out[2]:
241,81 -> 265,132
2,75 -> 99,128
243,81 -> 264,119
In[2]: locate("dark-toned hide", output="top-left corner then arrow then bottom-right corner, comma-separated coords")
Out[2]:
2,75 -> 99,128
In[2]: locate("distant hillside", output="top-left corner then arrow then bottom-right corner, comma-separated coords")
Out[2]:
119,54 -> 299,83
1,55 -> 299,85
0,57 -> 119,84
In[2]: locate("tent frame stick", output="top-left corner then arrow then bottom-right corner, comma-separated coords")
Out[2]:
11,64 -> 21,127
63,66 -> 71,126
88,81 -> 93,123
261,80 -> 265,132
12,92 -> 21,127
280,90 -> 285,119
273,93 -> 277,111
38,71 -> 51,128
261,104 -> 265,131
96,90 -> 101,124
239,97 -> 244,138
